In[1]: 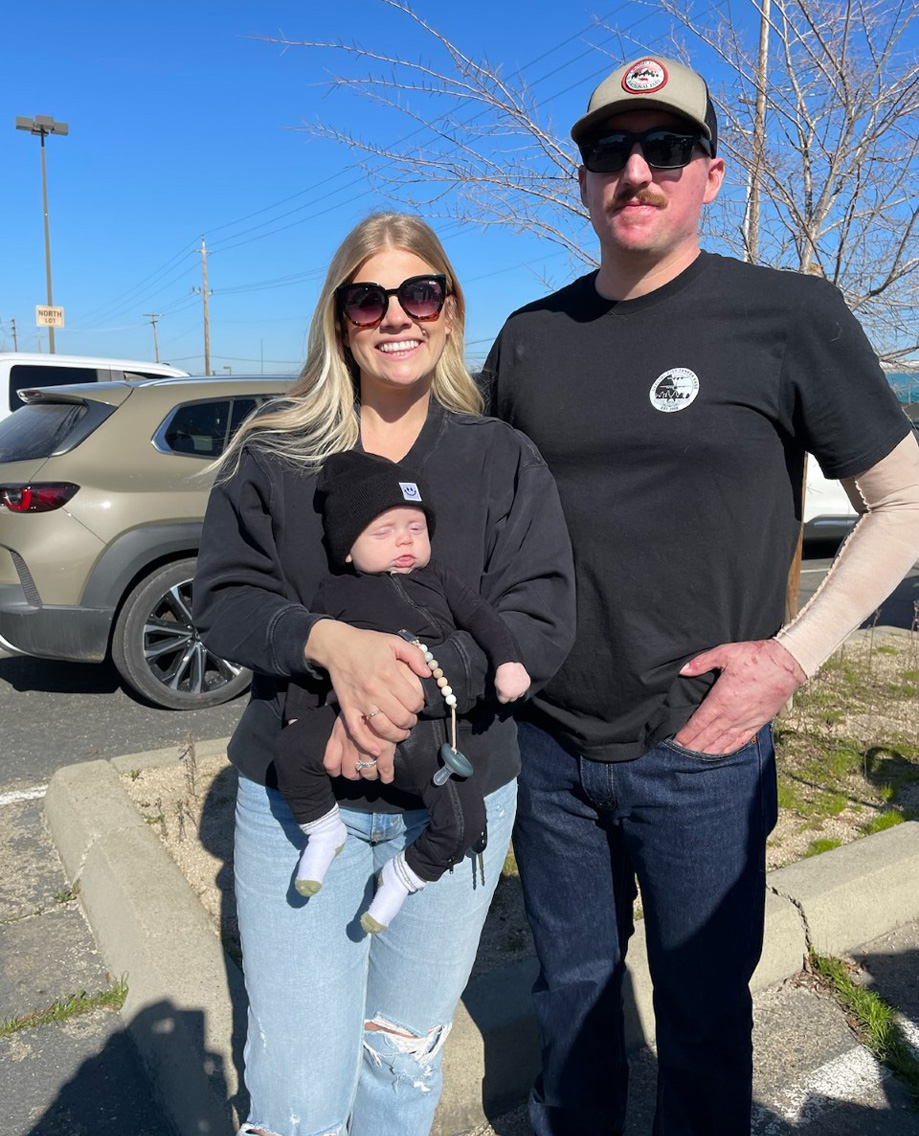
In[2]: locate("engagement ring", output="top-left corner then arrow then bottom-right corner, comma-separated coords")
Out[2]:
355,759 -> 378,771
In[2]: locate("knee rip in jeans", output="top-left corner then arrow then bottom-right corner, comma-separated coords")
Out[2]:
363,1015 -> 453,1092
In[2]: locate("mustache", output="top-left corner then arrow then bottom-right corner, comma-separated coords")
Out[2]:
610,188 -> 667,210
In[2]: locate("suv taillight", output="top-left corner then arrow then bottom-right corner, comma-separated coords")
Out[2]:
0,483 -> 79,513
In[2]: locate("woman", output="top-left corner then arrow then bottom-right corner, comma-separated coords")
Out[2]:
194,212 -> 574,1136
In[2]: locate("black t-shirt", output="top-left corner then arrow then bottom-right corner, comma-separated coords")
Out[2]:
484,251 -> 910,761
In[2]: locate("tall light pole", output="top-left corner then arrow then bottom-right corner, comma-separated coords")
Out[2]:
15,115 -> 68,354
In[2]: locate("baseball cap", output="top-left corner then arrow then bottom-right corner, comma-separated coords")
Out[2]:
571,56 -> 718,155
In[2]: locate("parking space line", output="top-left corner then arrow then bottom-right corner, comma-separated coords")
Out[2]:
0,784 -> 48,806
754,1046 -> 886,1132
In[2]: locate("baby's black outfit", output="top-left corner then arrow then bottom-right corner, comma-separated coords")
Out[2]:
277,560 -> 521,883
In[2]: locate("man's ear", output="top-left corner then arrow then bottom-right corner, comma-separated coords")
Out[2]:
578,165 -> 589,208
703,156 -> 726,205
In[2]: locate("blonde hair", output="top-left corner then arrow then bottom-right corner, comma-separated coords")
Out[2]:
216,212 -> 483,477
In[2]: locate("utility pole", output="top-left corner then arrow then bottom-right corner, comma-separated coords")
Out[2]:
143,313 -> 163,362
748,0 -> 770,265
10,319 -> 18,351
747,0 -> 801,622
193,239 -> 212,375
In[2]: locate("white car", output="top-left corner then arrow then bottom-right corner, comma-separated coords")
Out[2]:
802,420 -> 919,545
0,353 -> 187,424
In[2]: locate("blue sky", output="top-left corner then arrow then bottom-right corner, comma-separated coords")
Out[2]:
1,1 -> 775,371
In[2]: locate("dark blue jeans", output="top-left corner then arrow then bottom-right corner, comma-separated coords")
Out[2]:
514,721 -> 778,1136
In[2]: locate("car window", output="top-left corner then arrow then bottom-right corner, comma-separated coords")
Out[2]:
9,364 -> 100,411
158,397 -> 259,458
230,398 -> 259,437
0,402 -> 88,461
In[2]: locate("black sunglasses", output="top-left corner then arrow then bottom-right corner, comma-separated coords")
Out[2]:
336,274 -> 449,328
580,128 -> 713,174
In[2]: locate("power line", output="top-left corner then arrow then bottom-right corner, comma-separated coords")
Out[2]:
66,8 -> 699,334
74,241 -> 198,327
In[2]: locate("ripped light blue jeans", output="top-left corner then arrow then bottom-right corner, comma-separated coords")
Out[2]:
233,772 -> 517,1136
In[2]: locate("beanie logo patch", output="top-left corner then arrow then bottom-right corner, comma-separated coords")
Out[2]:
622,59 -> 668,94
399,481 -> 422,502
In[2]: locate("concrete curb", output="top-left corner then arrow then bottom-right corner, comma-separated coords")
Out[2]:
44,745 -> 919,1136
44,742 -> 244,1136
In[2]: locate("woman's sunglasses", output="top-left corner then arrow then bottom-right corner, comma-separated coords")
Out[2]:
579,128 -> 712,174
336,274 -> 449,329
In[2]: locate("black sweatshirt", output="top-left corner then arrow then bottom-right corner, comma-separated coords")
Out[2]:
193,402 -> 576,808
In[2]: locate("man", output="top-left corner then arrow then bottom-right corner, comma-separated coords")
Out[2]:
484,55 -> 919,1136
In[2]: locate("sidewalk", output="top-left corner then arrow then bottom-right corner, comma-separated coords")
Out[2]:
6,744 -> 919,1135
1,788 -> 170,1135
464,914 -> 919,1135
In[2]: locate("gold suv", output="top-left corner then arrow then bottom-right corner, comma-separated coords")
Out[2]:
0,374 -> 292,708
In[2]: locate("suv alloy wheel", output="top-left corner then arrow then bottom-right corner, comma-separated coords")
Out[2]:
111,557 -> 251,710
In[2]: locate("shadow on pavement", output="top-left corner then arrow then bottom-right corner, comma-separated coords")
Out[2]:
197,762 -> 250,1123
24,1001 -> 229,1136
0,655 -> 120,696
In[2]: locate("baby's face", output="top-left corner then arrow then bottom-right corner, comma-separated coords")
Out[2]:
347,506 -> 432,574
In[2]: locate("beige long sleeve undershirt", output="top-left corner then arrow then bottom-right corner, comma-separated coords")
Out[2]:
775,431 -> 919,678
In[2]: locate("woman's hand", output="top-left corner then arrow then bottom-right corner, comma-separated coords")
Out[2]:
323,714 -> 398,783
306,621 -> 430,756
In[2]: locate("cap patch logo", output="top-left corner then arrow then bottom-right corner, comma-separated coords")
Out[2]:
399,481 -> 421,501
649,368 -> 699,413
622,59 -> 668,94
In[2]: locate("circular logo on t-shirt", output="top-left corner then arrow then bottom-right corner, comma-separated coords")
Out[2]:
649,368 -> 700,412
622,59 -> 668,94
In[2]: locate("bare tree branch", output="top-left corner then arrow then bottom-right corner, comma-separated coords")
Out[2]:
263,0 -> 919,364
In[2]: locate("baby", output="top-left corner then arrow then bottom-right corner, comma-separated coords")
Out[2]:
276,450 -> 530,933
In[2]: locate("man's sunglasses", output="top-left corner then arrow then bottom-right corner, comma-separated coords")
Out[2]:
336,274 -> 449,329
579,128 -> 713,174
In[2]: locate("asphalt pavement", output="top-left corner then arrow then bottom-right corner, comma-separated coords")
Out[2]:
0,654 -> 245,786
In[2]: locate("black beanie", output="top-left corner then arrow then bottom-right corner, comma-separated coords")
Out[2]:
318,451 -> 437,565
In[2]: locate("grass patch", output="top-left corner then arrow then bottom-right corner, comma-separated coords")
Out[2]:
777,777 -> 806,812
803,837 -> 842,858
769,631 -> 919,867
52,882 -> 80,905
862,808 -> 906,835
811,790 -> 849,818
810,951 -> 919,1097
0,976 -> 128,1038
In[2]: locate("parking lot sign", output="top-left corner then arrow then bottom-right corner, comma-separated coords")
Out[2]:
35,305 -> 64,327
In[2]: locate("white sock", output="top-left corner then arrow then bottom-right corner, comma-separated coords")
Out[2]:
360,852 -> 427,934
295,806 -> 347,896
